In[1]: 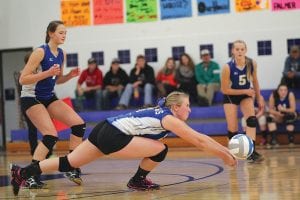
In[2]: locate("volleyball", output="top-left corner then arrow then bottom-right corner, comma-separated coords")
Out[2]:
228,134 -> 254,160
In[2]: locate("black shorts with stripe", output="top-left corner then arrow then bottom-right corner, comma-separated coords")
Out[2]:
88,120 -> 134,155
223,94 -> 252,105
20,95 -> 59,113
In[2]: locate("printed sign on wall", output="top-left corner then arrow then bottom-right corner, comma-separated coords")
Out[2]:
94,0 -> 123,25
160,0 -> 192,20
272,0 -> 300,11
126,0 -> 158,22
61,0 -> 91,27
197,0 -> 230,16
235,0 -> 269,12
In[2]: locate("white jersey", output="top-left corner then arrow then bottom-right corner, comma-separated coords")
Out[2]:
107,107 -> 172,139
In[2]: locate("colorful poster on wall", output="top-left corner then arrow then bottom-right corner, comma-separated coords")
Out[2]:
160,0 -> 192,20
126,0 -> 157,22
61,0 -> 91,27
272,0 -> 300,11
235,0 -> 269,12
197,0 -> 230,15
94,0 -> 123,25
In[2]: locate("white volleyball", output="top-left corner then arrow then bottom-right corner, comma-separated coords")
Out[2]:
228,134 -> 254,160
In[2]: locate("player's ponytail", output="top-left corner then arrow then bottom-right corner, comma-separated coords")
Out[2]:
245,57 -> 253,82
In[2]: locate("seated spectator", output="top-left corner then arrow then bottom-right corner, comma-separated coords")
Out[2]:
156,57 -> 177,98
241,103 -> 268,146
175,53 -> 198,105
281,45 -> 300,89
267,83 -> 297,146
116,55 -> 155,110
195,49 -> 221,106
75,58 -> 103,111
102,58 -> 129,110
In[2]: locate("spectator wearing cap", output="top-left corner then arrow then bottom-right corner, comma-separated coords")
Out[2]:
102,58 -> 129,110
116,55 -> 155,110
195,49 -> 221,106
75,58 -> 103,110
281,45 -> 300,89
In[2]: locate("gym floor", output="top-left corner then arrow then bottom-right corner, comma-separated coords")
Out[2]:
1,146 -> 299,199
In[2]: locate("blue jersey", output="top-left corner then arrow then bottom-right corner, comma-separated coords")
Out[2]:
275,92 -> 290,110
107,107 -> 172,139
21,44 -> 64,100
228,59 -> 253,89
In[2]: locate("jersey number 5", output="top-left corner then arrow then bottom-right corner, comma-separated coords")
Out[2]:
239,75 -> 247,85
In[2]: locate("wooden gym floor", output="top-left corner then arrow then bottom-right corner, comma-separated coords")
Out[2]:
0,146 -> 300,200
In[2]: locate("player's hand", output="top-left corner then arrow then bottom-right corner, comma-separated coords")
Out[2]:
245,89 -> 255,98
48,64 -> 61,77
69,67 -> 80,78
224,152 -> 237,168
257,95 -> 265,113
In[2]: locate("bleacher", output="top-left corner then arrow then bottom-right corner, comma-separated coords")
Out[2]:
8,89 -> 300,151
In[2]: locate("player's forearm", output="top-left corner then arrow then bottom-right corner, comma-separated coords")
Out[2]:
56,74 -> 72,84
221,88 -> 248,96
19,71 -> 51,85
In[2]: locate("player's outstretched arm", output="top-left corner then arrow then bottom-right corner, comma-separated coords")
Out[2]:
162,115 -> 237,167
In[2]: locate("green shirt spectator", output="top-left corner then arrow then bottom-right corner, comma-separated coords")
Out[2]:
195,49 -> 221,106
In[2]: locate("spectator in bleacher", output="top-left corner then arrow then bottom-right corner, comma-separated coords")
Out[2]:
76,57 -> 103,110
281,45 -> 300,89
115,55 -> 155,110
102,58 -> 129,110
156,57 -> 177,98
221,40 -> 265,163
175,53 -> 198,105
18,21 -> 86,188
10,91 -> 237,196
267,83 -> 297,146
195,49 -> 221,106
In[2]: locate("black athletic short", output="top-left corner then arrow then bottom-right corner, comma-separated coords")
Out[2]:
88,120 -> 134,155
223,94 -> 252,105
20,95 -> 59,113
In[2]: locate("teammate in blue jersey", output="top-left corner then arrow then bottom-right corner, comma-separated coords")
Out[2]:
221,40 -> 265,163
18,21 -> 86,188
267,83 -> 297,146
10,91 -> 236,195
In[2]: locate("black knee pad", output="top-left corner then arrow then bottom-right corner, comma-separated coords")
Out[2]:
149,144 -> 168,162
266,116 -> 274,123
246,116 -> 257,128
283,113 -> 297,124
228,131 -> 238,139
58,156 -> 75,172
42,135 -> 58,150
71,123 -> 86,137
